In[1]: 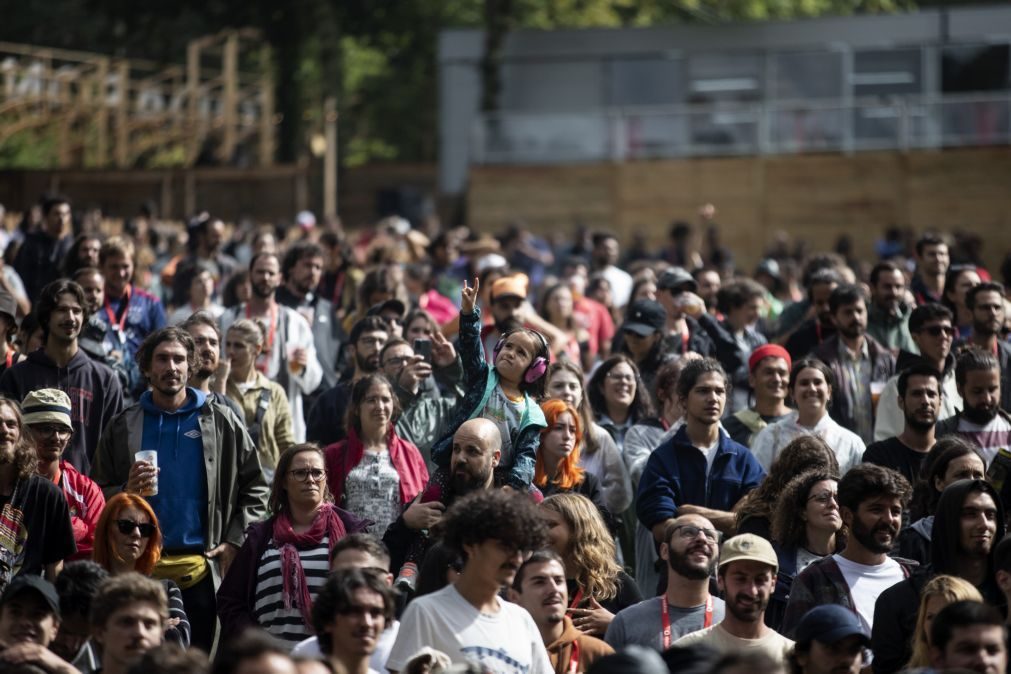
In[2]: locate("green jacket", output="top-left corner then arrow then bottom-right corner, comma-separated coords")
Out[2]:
867,301 -> 916,354
91,398 -> 269,555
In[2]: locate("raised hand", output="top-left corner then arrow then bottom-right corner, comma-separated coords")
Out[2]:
430,330 -> 457,367
461,277 -> 480,315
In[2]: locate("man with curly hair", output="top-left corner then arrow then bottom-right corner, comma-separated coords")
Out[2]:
386,489 -> 552,673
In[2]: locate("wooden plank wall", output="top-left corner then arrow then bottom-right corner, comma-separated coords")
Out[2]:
467,148 -> 1011,272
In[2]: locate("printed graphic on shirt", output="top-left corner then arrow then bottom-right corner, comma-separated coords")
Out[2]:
460,645 -> 531,674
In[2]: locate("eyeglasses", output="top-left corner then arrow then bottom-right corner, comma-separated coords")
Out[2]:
606,372 -> 636,384
33,424 -> 71,437
918,325 -> 955,338
115,520 -> 156,537
383,356 -> 411,367
289,468 -> 326,483
670,524 -> 719,543
808,491 -> 839,505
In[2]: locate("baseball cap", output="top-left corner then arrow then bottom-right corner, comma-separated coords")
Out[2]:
22,388 -> 73,431
366,299 -> 407,320
0,575 -> 60,618
491,274 -> 529,303
657,267 -> 698,293
621,300 -> 666,337
718,534 -> 778,572
748,344 -> 792,374
795,605 -> 870,647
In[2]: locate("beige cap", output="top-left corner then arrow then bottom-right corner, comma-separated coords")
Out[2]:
22,388 -> 73,431
718,533 -> 778,572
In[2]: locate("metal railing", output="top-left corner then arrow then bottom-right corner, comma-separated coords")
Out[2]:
472,92 -> 1011,163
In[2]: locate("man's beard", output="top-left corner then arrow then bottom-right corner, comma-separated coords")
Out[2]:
194,364 -> 215,380
839,323 -> 865,340
963,404 -> 998,425
904,411 -> 936,433
451,467 -> 490,495
726,593 -> 769,622
355,352 -> 378,374
251,282 -> 275,299
667,548 -> 714,581
973,318 -> 1001,338
851,516 -> 897,554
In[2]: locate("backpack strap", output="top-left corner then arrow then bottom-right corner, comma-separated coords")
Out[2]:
248,388 -> 273,450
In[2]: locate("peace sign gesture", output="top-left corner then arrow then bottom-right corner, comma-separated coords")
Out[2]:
461,277 -> 480,315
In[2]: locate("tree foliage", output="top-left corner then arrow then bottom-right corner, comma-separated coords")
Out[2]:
0,0 -> 927,167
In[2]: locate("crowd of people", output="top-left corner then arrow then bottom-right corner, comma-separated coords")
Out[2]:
1,193 -> 1011,674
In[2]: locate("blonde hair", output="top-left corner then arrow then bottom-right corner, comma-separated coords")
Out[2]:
906,574 -> 983,669
540,493 -> 620,602
227,318 -> 266,349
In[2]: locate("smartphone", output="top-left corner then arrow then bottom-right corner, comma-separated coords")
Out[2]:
413,338 -> 433,363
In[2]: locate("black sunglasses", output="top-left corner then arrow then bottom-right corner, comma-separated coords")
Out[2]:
115,519 -> 156,538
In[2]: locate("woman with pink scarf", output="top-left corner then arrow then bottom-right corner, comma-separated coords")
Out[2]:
216,443 -> 368,646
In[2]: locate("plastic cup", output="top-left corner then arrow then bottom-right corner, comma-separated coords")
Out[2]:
135,450 -> 158,496
870,381 -> 886,408
287,345 -> 304,376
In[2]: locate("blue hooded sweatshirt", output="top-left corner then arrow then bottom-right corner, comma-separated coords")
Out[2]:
141,387 -> 208,551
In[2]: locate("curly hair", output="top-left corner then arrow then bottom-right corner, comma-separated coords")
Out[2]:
736,435 -> 839,528
837,463 -> 911,514
436,489 -> 548,561
0,398 -> 36,481
586,355 -> 656,424
93,492 -> 163,575
540,493 -> 621,602
771,469 -> 841,549
534,399 -> 585,491
906,575 -> 983,669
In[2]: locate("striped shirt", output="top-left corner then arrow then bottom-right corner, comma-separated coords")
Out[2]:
253,535 -> 330,645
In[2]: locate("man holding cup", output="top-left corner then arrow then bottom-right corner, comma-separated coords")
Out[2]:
91,326 -> 268,653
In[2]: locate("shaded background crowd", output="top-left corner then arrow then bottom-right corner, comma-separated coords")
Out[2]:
1,191 -> 1011,674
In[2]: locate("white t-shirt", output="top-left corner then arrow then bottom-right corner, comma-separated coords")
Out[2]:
957,414 -> 1011,466
386,584 -> 552,674
832,554 -> 904,631
698,439 -> 719,475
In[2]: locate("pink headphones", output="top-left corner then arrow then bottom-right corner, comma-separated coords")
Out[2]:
493,328 -> 549,384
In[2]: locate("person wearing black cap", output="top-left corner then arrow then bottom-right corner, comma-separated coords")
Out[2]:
0,575 -> 77,673
654,267 -> 716,359
367,299 -> 407,340
789,604 -> 869,674
619,299 -> 676,407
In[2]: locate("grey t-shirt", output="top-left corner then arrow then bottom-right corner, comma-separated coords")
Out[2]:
604,596 -> 726,651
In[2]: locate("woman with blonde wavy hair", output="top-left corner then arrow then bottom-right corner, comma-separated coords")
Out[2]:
540,493 -> 641,638
905,574 -> 983,669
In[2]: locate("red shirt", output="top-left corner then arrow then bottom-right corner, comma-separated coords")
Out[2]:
53,460 -> 106,561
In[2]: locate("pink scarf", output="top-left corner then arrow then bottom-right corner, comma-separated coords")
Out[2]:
272,502 -> 347,630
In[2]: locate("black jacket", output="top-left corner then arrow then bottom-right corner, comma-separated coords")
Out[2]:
871,479 -> 1005,674
13,231 -> 73,299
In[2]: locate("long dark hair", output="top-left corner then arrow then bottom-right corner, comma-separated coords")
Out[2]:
344,374 -> 401,437
909,436 -> 986,522
587,355 -> 656,424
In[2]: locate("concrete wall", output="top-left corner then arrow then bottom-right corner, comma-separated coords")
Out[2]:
467,147 -> 1011,271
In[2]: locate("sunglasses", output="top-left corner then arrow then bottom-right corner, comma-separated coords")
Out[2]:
115,519 -> 156,537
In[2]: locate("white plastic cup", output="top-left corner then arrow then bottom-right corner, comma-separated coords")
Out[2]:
870,381 -> 886,408
135,450 -> 158,496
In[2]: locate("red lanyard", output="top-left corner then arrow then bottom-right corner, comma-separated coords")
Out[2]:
104,285 -> 132,342
569,587 -> 583,609
246,303 -> 277,373
661,596 -> 712,649
4,351 -> 12,369
680,324 -> 690,354
568,639 -> 580,674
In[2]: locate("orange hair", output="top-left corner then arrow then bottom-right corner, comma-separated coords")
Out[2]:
535,399 -> 585,491
93,492 -> 163,575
